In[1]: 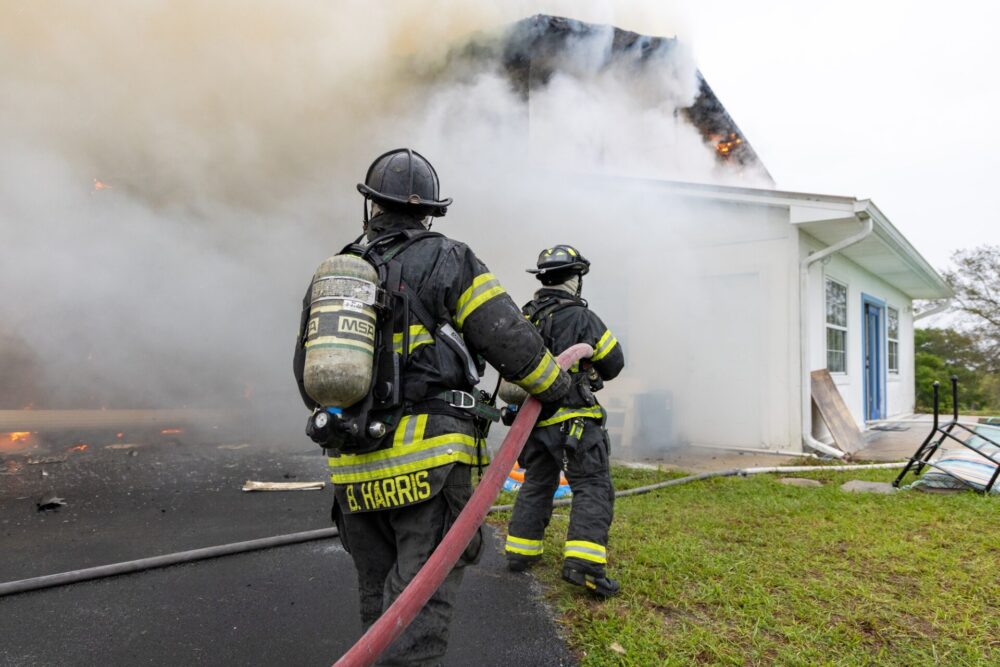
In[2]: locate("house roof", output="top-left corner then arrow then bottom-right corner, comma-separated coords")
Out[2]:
455,15 -> 772,182
643,179 -> 953,300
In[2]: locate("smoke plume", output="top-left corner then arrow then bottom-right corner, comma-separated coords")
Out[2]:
1,1 -> 770,452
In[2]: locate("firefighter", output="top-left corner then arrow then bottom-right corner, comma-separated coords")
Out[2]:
293,148 -> 570,666
504,245 -> 625,598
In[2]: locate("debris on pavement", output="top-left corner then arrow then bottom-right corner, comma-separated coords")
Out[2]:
241,480 -> 325,492
26,456 -> 67,465
36,493 -> 67,511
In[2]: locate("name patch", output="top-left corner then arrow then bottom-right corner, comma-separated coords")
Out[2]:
337,470 -> 435,513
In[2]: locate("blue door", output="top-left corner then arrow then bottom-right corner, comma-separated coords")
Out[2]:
863,298 -> 884,421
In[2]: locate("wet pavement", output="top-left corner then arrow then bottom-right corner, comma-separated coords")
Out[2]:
0,435 -> 574,666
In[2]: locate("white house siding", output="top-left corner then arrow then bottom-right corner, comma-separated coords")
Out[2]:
483,177 -> 933,460
592,195 -> 799,458
800,232 -> 916,433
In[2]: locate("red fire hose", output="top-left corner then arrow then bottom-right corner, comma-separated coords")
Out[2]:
333,343 -> 594,667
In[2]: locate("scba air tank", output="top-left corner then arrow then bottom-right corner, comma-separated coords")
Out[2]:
303,254 -> 379,408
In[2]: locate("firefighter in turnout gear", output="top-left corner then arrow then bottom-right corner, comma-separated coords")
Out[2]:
504,244 -> 625,598
293,149 -> 570,666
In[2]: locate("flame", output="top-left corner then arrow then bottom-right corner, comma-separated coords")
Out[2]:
69,443 -> 89,452
160,428 -> 183,435
714,132 -> 743,157
116,432 -> 124,439
92,178 -> 113,191
1,431 -> 34,452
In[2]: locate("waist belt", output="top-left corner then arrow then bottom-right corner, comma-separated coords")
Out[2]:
433,390 -> 501,423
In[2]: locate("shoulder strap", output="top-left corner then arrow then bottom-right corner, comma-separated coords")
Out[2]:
525,294 -> 586,345
364,231 -> 480,385
524,294 -> 584,324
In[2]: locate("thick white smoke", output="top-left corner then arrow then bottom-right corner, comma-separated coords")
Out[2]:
0,1 -> 770,450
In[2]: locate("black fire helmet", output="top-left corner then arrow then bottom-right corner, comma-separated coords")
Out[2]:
527,244 -> 591,285
357,148 -> 452,219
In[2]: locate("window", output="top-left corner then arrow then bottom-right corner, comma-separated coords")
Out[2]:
887,307 -> 899,374
825,278 -> 848,373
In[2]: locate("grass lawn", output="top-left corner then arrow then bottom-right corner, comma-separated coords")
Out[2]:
489,466 -> 1000,666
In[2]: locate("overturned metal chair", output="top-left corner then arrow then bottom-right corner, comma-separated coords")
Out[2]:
893,377 -> 1000,494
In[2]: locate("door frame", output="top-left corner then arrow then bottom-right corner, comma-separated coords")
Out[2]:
861,293 -> 887,421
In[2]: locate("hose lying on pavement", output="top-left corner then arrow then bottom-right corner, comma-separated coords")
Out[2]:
0,459 -> 906,601
0,528 -> 339,598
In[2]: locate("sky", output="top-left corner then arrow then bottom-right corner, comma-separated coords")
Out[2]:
669,0 -> 1000,272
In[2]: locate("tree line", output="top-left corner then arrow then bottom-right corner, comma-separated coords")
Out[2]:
916,245 -> 1000,413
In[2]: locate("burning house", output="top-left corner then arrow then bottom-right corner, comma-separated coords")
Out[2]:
0,10 -> 952,461
444,16 -> 952,458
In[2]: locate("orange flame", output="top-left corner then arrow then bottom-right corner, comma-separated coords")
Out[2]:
93,178 -> 113,191
715,132 -> 743,156
8,431 -> 31,443
160,428 -> 183,435
116,432 -> 124,439
69,443 -> 89,452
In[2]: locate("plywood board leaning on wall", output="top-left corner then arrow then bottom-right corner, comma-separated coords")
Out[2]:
811,369 -> 864,455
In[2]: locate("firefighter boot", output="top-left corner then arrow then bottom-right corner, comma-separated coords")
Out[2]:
561,564 -> 620,599
506,554 -> 541,572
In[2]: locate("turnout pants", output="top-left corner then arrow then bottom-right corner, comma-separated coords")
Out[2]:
333,465 -> 482,667
506,419 -> 615,575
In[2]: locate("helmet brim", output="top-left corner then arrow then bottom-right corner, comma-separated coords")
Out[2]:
526,263 -> 590,276
357,183 -> 452,217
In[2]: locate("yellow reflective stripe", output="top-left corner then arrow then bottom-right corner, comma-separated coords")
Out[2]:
328,414 -> 486,484
328,435 -> 484,483
455,273 -> 505,328
536,405 -> 604,428
304,336 -> 374,353
564,540 -> 607,564
392,415 -> 427,447
505,535 -> 544,556
591,329 -> 618,362
516,353 -> 560,395
392,325 -> 434,355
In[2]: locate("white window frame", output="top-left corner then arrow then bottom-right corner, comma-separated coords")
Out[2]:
887,306 -> 900,375
825,276 -> 848,374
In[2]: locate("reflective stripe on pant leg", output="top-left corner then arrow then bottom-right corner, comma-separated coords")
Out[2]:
563,540 -> 607,564
505,534 -> 544,557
